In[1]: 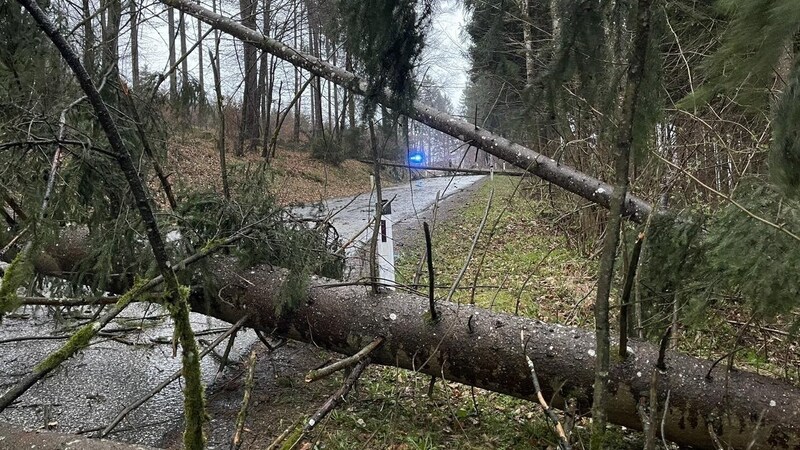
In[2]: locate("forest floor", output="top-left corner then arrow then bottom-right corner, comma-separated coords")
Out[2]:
164,132 -> 381,206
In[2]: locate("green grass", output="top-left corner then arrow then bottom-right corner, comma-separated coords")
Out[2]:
395,176 -> 596,325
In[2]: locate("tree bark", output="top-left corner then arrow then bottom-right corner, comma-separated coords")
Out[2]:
257,0 -> 271,155
159,0 -> 652,223
167,6 -> 178,101
179,11 -> 189,95
101,0 -> 121,81
237,0 -> 260,155
130,0 -> 139,89
519,0 -> 535,88
81,0 -> 95,74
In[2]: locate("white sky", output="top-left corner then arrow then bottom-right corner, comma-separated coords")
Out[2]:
422,0 -> 471,109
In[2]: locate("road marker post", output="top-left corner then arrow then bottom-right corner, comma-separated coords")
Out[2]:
377,199 -> 396,290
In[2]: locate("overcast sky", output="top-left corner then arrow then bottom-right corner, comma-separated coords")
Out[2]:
422,0 -> 471,109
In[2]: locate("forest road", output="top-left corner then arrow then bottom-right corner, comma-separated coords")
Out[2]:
293,174 -> 486,277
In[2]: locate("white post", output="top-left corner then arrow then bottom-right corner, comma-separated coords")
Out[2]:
376,200 -> 396,290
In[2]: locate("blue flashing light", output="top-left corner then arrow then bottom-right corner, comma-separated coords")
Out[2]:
408,150 -> 425,166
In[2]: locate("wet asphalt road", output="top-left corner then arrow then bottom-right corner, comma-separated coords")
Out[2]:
293,175 -> 485,254
0,175 -> 483,447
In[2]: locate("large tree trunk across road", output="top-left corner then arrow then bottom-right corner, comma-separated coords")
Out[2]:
206,261 -> 798,450
19,234 -> 800,450
160,0 -> 652,224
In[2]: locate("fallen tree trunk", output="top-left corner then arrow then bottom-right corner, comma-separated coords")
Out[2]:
6,234 -> 800,449
198,260 -> 799,450
160,0 -> 652,224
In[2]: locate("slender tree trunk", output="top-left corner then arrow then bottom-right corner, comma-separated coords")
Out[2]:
257,0 -> 271,156
82,0 -> 95,74
168,6 -> 178,101
209,46 -> 229,200
179,11 -> 189,93
306,0 -> 323,137
292,1 -> 302,142
101,0 -> 121,81
237,0 -> 260,155
130,0 -> 139,89
345,50 -> 355,129
332,39 -> 339,138
519,0 -> 535,88
590,1 -> 656,448
197,16 -> 205,117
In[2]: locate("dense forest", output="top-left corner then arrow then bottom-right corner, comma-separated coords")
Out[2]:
1,0 -> 800,449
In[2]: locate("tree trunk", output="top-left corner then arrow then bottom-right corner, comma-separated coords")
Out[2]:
345,50 -> 355,129
162,0 -> 652,223
101,0 -> 121,81
519,0 -> 535,88
257,0 -> 271,156
292,0 -> 302,142
237,0 -> 260,155
197,16 -> 205,118
81,0 -> 95,74
130,0 -> 139,89
179,11 -> 189,95
12,237 -> 799,450
167,6 -> 178,101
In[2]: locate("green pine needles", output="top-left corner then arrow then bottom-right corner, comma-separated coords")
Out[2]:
0,252 -> 34,321
637,181 -> 800,336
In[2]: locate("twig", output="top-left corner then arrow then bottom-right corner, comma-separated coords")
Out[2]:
705,347 -> 746,381
305,358 -> 369,433
368,120 -> 383,295
655,152 -> 800,243
100,315 -> 249,437
471,177 -> 524,305
514,246 -> 557,315
18,295 -> 150,306
413,191 -> 440,285
520,331 -> 571,450
267,417 -> 304,450
230,349 -> 258,450
707,423 -> 726,450
305,336 -> 383,383
661,390 -> 671,449
745,409 -> 766,450
215,326 -> 239,382
726,319 -> 791,337
423,222 -> 437,321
